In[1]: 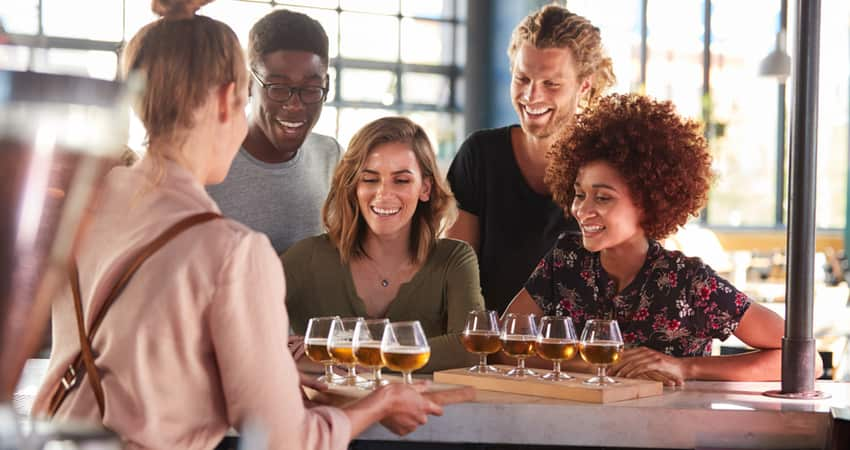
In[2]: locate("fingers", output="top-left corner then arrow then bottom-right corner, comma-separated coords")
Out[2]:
638,370 -> 683,387
387,412 -> 428,435
424,400 -> 443,416
612,349 -> 667,378
288,335 -> 305,360
408,381 -> 431,393
299,374 -> 329,392
423,387 -> 476,406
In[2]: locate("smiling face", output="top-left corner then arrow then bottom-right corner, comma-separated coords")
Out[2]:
356,141 -> 432,241
511,44 -> 590,140
570,160 -> 646,253
250,49 -> 327,157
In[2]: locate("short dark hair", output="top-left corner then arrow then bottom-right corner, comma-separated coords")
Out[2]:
248,9 -> 329,68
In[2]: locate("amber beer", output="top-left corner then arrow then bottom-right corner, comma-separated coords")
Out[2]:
500,335 -> 537,358
461,331 -> 502,354
382,347 -> 431,372
354,342 -> 384,368
304,339 -> 334,363
328,344 -> 357,365
536,339 -> 578,361
579,341 -> 624,365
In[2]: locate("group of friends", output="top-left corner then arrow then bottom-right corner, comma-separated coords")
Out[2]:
30,0 -> 821,448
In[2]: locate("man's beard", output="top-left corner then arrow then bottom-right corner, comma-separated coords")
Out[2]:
525,108 -> 576,140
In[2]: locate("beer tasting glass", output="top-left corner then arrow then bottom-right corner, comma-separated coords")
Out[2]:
328,317 -> 368,386
579,319 -> 624,386
380,321 -> 430,384
536,316 -> 578,381
304,316 -> 344,384
353,318 -> 390,389
500,313 -> 538,377
461,310 -> 502,373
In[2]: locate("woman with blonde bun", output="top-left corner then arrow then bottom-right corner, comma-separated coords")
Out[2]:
31,1 -> 446,448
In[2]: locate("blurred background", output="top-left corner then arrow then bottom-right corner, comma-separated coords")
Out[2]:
2,0 -> 850,377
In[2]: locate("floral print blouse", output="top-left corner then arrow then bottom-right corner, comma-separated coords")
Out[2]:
525,233 -> 753,357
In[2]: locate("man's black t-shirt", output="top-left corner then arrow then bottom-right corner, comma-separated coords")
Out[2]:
447,125 -> 578,314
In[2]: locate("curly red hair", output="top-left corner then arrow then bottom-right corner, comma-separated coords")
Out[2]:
546,94 -> 714,240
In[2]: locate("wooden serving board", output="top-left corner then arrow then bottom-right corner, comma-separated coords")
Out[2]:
304,375 -> 476,408
433,365 -> 662,404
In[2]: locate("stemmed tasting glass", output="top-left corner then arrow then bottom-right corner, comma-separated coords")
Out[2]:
579,319 -> 625,386
536,316 -> 578,381
461,310 -> 502,373
328,317 -> 369,386
380,321 -> 430,384
500,313 -> 538,377
304,316 -> 345,384
353,318 -> 390,389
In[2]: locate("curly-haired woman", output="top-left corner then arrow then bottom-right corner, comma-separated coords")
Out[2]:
504,93 -> 818,385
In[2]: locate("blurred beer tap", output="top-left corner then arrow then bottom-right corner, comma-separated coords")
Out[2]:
0,70 -> 133,447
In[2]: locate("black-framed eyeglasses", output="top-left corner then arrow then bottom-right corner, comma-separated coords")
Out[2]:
250,70 -> 328,105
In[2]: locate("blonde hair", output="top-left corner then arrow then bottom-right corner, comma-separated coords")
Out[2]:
507,4 -> 615,108
323,117 -> 457,264
121,2 -> 247,159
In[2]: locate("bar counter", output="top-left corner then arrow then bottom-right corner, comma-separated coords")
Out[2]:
357,378 -> 849,449
14,359 -> 850,449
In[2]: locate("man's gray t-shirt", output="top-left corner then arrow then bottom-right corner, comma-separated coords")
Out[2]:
207,133 -> 342,254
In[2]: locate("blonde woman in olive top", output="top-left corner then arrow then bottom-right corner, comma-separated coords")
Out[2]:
282,117 -> 484,373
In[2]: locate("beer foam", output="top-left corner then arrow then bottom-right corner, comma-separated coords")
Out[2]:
537,338 -> 578,344
501,334 -> 536,341
463,330 -> 500,336
382,346 -> 430,354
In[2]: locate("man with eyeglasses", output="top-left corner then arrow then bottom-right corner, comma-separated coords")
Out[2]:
208,9 -> 340,254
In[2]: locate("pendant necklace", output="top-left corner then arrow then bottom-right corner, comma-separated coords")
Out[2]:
364,255 -> 397,288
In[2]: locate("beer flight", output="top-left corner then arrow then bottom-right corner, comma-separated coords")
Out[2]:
302,313 -> 624,389
461,311 -> 625,386
304,316 -> 431,388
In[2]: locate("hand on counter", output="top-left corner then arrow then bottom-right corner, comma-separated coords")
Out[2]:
377,383 -> 444,436
609,347 -> 687,386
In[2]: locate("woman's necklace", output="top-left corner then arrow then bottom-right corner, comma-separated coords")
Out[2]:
364,255 -> 408,288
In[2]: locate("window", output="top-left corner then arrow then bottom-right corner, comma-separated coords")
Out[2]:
0,0 -> 466,169
564,0 -> 642,94
706,0 -> 780,227
569,0 -> 849,232
275,0 -> 465,168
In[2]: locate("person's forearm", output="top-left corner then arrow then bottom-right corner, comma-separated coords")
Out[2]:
685,349 -> 783,381
342,389 -> 390,438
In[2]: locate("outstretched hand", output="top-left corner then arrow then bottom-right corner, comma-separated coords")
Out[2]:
378,383 -> 444,436
609,347 -> 688,386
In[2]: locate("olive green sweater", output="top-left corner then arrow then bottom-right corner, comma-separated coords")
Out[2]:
282,234 -> 484,373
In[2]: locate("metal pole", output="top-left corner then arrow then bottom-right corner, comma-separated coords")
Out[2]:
464,0 -> 491,134
774,0 -> 788,226
767,0 -> 827,399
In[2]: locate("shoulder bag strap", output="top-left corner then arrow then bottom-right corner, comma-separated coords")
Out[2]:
47,212 -> 222,419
